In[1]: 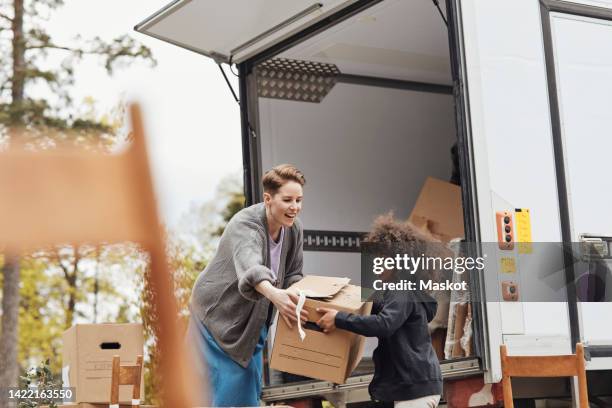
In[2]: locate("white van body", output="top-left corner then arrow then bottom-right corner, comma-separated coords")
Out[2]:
135,0 -> 612,403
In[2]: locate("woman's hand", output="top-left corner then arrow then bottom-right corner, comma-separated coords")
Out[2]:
256,281 -> 308,328
270,288 -> 309,329
316,307 -> 338,333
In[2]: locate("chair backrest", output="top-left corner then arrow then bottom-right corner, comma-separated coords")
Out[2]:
110,355 -> 143,407
500,343 -> 588,408
0,105 -> 203,407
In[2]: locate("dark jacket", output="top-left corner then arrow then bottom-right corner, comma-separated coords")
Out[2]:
190,203 -> 304,367
335,289 -> 442,402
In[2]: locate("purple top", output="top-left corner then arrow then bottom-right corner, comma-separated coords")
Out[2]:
269,227 -> 285,280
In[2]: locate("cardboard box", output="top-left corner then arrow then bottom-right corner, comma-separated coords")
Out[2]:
62,323 -> 144,404
270,276 -> 372,384
409,177 -> 465,242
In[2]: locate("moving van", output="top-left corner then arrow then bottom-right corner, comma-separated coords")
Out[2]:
135,0 -> 612,404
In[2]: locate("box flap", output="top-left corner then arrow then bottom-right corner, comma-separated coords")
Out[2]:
312,284 -> 363,311
408,177 -> 464,242
290,275 -> 350,298
346,301 -> 373,376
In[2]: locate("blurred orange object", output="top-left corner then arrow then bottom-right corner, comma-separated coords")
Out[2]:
0,104 -> 205,407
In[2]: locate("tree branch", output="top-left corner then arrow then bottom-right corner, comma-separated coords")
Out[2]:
73,244 -> 81,275
0,80 -> 10,94
0,12 -> 12,23
25,35 -> 156,75
53,247 -> 71,281
25,43 -> 72,52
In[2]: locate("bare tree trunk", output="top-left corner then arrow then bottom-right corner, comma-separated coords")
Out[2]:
11,0 -> 25,110
57,246 -> 79,329
93,246 -> 100,323
0,255 -> 21,408
0,5 -> 26,406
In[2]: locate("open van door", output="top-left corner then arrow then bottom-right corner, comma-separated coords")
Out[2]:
541,0 -> 612,367
134,0 -> 369,64
453,0 -> 612,385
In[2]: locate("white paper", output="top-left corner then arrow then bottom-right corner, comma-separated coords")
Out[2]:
296,290 -> 307,341
61,365 -> 70,387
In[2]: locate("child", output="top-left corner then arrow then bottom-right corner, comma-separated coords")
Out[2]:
317,214 -> 445,408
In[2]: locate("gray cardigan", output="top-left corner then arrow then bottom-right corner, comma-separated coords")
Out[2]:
190,202 -> 304,367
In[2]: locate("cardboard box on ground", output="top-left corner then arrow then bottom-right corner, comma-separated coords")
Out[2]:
270,276 -> 372,384
62,323 -> 144,404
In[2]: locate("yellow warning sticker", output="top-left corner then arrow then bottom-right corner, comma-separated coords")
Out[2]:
501,257 -> 516,273
515,208 -> 533,254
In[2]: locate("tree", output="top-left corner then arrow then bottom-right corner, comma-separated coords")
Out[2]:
0,255 -> 20,398
0,0 -> 155,400
30,244 -> 139,329
177,172 -> 245,251
16,243 -> 147,377
1,0 -> 154,136
215,189 -> 246,237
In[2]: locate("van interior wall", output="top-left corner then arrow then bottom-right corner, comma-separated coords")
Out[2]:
258,83 -> 457,360
259,84 -> 457,232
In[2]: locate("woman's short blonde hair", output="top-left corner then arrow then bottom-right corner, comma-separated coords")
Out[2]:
262,164 -> 306,195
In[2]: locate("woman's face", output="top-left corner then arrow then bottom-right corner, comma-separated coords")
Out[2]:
264,181 -> 303,229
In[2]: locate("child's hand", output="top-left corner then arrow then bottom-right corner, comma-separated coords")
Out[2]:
316,307 -> 338,333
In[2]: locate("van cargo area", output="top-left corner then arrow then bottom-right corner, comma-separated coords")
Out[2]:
239,0 -> 480,389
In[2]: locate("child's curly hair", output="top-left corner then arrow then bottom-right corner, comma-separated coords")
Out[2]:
364,212 -> 453,286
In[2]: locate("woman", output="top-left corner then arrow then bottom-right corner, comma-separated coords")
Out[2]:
188,164 -> 308,407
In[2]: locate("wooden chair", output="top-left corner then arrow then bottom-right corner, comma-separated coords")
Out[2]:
500,343 -> 589,407
0,105 -> 203,407
110,355 -> 143,407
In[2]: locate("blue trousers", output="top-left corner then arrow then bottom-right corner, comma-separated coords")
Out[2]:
187,316 -> 267,407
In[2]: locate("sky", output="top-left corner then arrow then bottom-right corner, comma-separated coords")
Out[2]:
45,0 -> 244,228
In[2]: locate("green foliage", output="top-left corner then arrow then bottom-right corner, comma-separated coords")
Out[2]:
178,172 -> 246,252
16,244 -> 148,378
139,234 -> 207,405
215,191 -> 245,236
17,359 -> 60,408
18,255 -> 64,374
